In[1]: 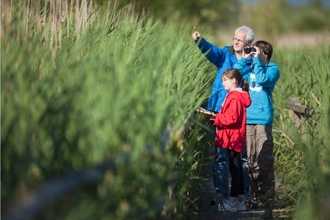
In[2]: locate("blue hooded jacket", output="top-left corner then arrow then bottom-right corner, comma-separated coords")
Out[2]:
234,57 -> 280,126
197,38 -> 251,113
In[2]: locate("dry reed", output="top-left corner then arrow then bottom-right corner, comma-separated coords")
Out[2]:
1,0 -> 137,56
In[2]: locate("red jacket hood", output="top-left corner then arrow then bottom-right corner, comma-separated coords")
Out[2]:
228,88 -> 251,108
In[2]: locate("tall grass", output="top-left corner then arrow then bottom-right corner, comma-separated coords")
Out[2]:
3,0 -> 330,219
272,46 -> 330,219
2,1 -> 213,219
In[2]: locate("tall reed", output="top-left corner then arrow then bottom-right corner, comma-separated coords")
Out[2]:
2,1 -> 212,219
272,46 -> 330,219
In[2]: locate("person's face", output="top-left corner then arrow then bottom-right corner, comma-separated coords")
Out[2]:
222,76 -> 236,91
233,30 -> 249,52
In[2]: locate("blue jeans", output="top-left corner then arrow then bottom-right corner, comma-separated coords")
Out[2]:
213,146 -> 228,198
213,146 -> 250,199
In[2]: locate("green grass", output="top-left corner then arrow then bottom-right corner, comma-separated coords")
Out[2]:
1,2 -> 212,219
1,1 -> 330,219
272,46 -> 330,219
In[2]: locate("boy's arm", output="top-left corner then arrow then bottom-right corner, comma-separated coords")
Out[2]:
253,58 -> 280,86
234,58 -> 250,77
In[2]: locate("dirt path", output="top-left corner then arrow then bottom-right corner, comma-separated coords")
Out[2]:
196,177 -> 285,219
195,148 -> 287,219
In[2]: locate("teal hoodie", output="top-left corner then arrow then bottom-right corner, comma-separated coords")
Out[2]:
234,57 -> 280,126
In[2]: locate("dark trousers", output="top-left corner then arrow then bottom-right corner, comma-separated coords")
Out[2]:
228,149 -> 245,197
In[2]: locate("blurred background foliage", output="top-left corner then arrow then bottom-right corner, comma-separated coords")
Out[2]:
106,0 -> 330,43
1,0 -> 330,219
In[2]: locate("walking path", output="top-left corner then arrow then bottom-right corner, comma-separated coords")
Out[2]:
196,148 -> 286,219
197,177 -> 284,219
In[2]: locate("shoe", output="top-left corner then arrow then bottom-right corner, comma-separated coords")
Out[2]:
236,200 -> 247,211
250,197 -> 261,209
218,200 -> 237,212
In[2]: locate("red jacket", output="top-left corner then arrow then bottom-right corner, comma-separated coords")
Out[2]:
213,88 -> 251,153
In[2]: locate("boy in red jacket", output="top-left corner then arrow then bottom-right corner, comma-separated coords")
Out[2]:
210,68 -> 251,212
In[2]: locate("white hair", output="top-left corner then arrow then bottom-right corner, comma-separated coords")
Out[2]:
235,25 -> 255,44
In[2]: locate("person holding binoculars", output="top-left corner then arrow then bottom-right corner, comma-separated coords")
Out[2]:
234,40 -> 280,209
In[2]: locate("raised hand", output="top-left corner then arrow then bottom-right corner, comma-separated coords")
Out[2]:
192,27 -> 201,42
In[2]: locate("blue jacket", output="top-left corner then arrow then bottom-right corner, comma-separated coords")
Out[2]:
197,38 -> 251,112
234,57 -> 280,126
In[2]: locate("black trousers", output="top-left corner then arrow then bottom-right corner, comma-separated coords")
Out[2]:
228,149 -> 245,197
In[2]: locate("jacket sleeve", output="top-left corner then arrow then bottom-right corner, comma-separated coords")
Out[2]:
213,99 -> 243,129
253,58 -> 280,87
197,38 -> 226,67
234,58 -> 250,79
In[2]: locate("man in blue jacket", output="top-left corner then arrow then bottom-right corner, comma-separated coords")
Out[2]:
234,40 -> 280,208
192,25 -> 255,204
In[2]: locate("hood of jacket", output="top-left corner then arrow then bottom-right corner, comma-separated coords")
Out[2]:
226,88 -> 251,109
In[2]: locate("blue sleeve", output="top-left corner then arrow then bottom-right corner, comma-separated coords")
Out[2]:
253,58 -> 280,87
234,58 -> 250,79
197,38 -> 226,67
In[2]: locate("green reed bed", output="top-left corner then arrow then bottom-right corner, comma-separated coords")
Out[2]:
272,46 -> 330,219
1,1 -> 212,219
3,1 -> 330,219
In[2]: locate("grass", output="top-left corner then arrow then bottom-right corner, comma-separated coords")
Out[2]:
1,1 -> 330,219
2,1 -> 212,219
272,46 -> 330,219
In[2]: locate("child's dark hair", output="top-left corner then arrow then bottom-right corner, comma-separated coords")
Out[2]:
253,40 -> 273,61
222,68 -> 249,92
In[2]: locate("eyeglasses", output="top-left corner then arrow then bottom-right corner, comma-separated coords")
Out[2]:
232,38 -> 245,43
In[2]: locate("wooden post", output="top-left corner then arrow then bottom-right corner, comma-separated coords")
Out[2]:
286,97 -> 314,141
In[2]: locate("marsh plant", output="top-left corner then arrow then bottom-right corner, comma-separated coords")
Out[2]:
2,0 -> 330,219
272,46 -> 330,219
2,1 -> 212,219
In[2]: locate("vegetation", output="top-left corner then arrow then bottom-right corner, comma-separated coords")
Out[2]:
272,46 -> 330,219
1,1 -> 212,219
1,0 -> 329,219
